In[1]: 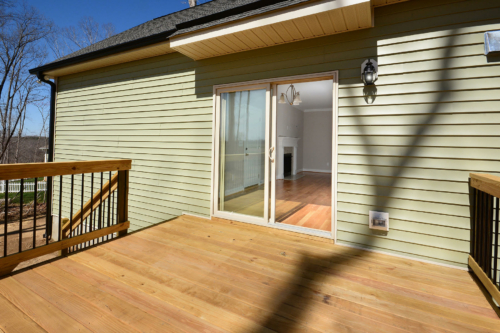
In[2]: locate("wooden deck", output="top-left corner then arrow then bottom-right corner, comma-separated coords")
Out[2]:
0,215 -> 499,332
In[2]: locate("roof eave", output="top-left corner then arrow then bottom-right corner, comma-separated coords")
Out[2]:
29,29 -> 176,75
30,0 -> 295,76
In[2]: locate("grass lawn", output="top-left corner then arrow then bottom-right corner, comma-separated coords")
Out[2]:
0,191 -> 46,205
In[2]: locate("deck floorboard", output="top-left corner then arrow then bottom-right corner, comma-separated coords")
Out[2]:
0,216 -> 499,332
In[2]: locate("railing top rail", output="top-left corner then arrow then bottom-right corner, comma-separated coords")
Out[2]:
0,159 -> 132,181
470,173 -> 500,198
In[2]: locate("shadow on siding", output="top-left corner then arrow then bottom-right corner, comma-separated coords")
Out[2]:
253,23 -> 481,332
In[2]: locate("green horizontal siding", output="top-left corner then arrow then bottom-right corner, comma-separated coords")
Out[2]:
54,0 -> 500,268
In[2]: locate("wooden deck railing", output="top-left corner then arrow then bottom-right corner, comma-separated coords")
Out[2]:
0,160 -> 131,276
469,173 -> 500,305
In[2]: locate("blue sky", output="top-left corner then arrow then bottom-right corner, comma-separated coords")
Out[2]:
25,0 -> 190,35
23,0 -> 195,135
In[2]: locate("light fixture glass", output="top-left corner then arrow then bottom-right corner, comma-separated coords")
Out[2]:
278,93 -> 286,104
281,84 -> 301,106
293,95 -> 300,105
294,92 -> 301,104
362,59 -> 378,86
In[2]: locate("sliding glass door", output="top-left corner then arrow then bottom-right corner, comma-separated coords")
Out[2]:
214,84 -> 271,224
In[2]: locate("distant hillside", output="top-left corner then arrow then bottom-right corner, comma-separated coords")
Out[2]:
2,135 -> 48,164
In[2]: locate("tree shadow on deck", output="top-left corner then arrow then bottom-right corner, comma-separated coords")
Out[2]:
253,19 -> 488,330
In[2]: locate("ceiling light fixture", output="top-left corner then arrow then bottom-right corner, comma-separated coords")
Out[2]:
279,84 -> 302,105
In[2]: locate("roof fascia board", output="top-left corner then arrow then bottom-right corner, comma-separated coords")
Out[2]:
29,29 -> 176,75
43,41 -> 174,78
170,0 -> 369,48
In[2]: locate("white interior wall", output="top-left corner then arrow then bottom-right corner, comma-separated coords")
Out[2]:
302,110 -> 333,173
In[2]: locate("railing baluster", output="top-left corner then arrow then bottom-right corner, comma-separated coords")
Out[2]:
476,191 -> 482,268
97,172 -> 103,245
4,180 -> 8,257
46,175 -> 52,246
107,171 -> 111,241
19,179 -> 24,254
486,193 -> 493,279
484,193 -> 491,274
99,172 -> 103,232
469,179 -> 476,259
59,176 -> 63,242
90,173 -> 94,246
70,174 -> 74,236
70,174 -> 74,253
33,179 -> 37,249
494,197 -> 499,289
112,191 -> 115,239
80,174 -> 84,250
482,191 -> 489,273
477,191 -> 484,268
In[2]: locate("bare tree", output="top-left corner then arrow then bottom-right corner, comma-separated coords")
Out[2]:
0,2 -> 52,163
32,100 -> 48,162
47,16 -> 116,59
0,0 -> 13,26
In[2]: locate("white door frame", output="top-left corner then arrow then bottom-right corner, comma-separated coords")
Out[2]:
211,71 -> 339,242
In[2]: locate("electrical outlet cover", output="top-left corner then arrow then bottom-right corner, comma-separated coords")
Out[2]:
369,211 -> 389,231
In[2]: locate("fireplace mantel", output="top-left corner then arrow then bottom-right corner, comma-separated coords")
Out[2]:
277,136 -> 300,180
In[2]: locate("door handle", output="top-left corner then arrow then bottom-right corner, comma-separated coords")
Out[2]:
269,147 -> 275,162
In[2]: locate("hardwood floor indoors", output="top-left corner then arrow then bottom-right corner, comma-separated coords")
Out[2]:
276,172 -> 331,231
221,172 -> 331,231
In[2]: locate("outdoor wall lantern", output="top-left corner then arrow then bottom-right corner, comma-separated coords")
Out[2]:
279,84 -> 302,105
361,59 -> 378,86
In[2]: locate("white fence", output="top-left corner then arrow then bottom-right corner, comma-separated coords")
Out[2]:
0,180 -> 47,193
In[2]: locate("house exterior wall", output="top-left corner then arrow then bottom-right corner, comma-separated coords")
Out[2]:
54,0 -> 500,269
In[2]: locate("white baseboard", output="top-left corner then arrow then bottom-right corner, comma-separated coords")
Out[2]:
336,242 -> 468,271
302,168 -> 332,173
224,186 -> 244,196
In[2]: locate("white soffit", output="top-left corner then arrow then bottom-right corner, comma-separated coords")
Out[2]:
170,0 -> 373,60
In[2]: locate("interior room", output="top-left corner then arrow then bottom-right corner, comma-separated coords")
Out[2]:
275,80 -> 333,231
216,79 -> 333,232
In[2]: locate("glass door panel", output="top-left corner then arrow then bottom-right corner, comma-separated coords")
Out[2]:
217,88 -> 268,220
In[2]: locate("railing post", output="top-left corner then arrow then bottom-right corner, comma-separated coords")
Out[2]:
469,178 -> 475,261
117,170 -> 129,238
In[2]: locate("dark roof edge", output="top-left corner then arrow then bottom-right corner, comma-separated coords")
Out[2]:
175,0 -> 288,31
29,29 -> 176,75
